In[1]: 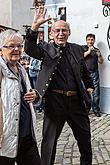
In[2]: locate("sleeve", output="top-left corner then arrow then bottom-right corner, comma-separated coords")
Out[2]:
80,59 -> 94,89
24,28 -> 44,60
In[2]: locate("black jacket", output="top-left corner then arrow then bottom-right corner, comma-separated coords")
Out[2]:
24,29 -> 94,107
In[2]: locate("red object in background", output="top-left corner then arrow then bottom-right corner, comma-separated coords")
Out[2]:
102,0 -> 110,5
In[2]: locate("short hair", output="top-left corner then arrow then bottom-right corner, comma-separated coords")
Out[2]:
52,20 -> 71,34
0,29 -> 23,48
86,33 -> 95,40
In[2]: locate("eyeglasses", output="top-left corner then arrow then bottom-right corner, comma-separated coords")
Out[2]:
53,29 -> 69,34
3,44 -> 23,50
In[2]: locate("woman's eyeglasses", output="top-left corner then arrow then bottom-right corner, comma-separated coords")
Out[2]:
3,45 -> 23,50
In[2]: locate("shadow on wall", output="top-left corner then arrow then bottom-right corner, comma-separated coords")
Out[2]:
97,41 -> 109,62
97,41 -> 106,77
100,87 -> 110,114
97,41 -> 110,114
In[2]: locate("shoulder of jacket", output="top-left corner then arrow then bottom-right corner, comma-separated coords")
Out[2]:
68,43 -> 84,56
0,57 -> 7,70
69,43 -> 84,51
69,42 -> 82,47
39,41 -> 52,54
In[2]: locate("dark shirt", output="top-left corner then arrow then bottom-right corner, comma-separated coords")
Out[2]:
48,43 -> 78,91
83,45 -> 98,73
6,60 -> 32,137
19,73 -> 32,137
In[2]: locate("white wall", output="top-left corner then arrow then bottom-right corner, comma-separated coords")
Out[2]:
65,0 -> 110,88
0,0 -> 11,26
0,0 -> 34,34
11,0 -> 34,34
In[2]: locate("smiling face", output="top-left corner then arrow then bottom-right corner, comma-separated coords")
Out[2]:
52,20 -> 70,47
86,36 -> 95,47
1,35 -> 23,66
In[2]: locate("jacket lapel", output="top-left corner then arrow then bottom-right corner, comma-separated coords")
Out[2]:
43,43 -> 62,59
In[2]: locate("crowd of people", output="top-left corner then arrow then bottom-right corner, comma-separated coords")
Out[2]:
0,5 -> 104,165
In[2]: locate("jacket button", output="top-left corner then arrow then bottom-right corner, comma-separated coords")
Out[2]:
54,67 -> 57,70
46,84 -> 48,87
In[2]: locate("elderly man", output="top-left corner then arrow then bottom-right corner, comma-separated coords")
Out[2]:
24,6 -> 94,165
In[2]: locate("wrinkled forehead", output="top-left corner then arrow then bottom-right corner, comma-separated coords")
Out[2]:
53,20 -> 70,30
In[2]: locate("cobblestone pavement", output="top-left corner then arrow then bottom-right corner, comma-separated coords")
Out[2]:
36,112 -> 110,165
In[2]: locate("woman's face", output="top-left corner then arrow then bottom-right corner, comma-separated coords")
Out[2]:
1,36 -> 23,65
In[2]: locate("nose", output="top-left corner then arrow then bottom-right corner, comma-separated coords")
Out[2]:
14,46 -> 19,50
59,30 -> 63,35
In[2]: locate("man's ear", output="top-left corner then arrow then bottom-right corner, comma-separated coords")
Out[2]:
49,30 -> 54,40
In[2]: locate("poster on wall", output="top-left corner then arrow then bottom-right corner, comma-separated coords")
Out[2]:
102,0 -> 110,5
45,0 -> 66,42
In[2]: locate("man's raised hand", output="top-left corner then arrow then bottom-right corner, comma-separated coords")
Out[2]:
31,6 -> 51,31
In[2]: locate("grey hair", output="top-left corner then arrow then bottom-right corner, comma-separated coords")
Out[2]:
52,20 -> 71,33
0,29 -> 23,48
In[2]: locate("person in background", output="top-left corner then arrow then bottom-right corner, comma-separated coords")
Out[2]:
20,51 -> 30,76
29,57 -> 41,89
58,7 -> 66,21
24,6 -> 94,165
28,57 -> 44,113
83,33 -> 104,117
0,29 -> 41,165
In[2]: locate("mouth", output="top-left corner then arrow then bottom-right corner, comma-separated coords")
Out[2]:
12,53 -> 19,56
58,37 -> 64,40
58,38 -> 65,42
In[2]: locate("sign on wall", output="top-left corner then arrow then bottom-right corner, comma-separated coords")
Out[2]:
45,1 -> 66,42
102,0 -> 110,5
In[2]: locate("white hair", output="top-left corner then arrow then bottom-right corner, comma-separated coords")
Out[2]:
0,29 -> 23,48
52,20 -> 71,33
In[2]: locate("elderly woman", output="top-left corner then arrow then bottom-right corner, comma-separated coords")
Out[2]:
0,30 -> 41,165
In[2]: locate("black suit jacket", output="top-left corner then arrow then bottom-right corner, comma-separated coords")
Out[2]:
24,29 -> 94,107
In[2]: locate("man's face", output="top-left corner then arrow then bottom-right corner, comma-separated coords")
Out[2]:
52,20 -> 70,47
86,36 -> 95,47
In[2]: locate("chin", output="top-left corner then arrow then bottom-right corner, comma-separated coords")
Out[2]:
58,42 -> 65,46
